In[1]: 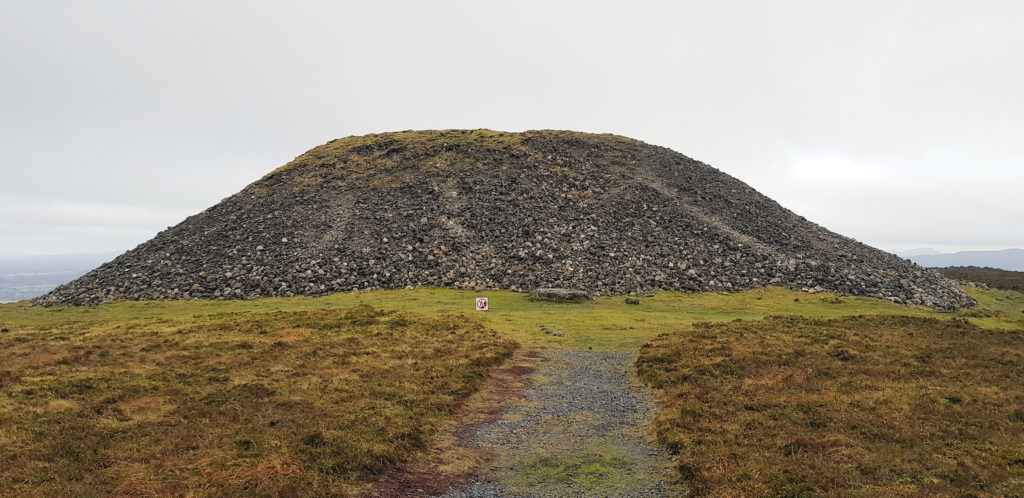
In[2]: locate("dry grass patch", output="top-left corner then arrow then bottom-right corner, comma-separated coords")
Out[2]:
637,315 -> 1024,496
0,305 -> 516,496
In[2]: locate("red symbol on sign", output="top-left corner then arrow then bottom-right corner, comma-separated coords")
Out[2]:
476,297 -> 489,311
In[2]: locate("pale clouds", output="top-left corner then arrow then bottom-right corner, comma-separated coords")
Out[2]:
0,196 -> 189,255
1,1 -> 1021,256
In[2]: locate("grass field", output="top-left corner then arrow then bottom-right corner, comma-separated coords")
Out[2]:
637,315 -> 1024,495
2,285 -> 1023,494
0,305 -> 515,495
3,286 -> 992,351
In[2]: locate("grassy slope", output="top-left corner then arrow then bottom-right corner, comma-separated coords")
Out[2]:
637,315 -> 1024,496
2,286 -> 1022,494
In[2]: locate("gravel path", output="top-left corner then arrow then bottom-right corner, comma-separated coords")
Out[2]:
438,350 -> 675,497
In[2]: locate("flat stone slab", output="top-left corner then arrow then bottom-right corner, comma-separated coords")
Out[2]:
528,288 -> 592,302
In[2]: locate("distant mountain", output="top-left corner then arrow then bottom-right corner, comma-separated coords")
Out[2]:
907,248 -> 1024,272
0,252 -> 121,302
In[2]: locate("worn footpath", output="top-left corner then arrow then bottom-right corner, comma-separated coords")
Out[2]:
439,350 -> 676,497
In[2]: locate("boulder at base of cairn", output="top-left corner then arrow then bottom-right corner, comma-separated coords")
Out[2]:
529,288 -> 592,302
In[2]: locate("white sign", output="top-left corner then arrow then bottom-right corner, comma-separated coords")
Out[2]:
475,297 -> 489,311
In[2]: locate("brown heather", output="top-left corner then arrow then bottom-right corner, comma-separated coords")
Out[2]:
637,315 -> 1024,495
0,305 -> 516,496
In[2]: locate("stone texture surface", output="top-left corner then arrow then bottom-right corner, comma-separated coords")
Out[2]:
529,288 -> 592,301
35,130 -> 974,309
437,350 -> 675,497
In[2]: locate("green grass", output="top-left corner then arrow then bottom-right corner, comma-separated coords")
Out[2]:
959,286 -> 1024,330
510,440 -> 643,494
637,315 -> 1024,495
0,286 -> 959,351
4,286 -> 1021,351
0,305 -> 515,495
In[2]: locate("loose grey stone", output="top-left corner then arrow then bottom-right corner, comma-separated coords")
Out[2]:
530,288 -> 592,302
437,351 -> 676,497
33,130 -> 976,310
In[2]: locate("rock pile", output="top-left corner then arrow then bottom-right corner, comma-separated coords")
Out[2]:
36,130 -> 975,309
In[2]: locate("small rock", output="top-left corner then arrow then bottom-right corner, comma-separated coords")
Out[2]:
1,328 -> 9,333
553,330 -> 564,337
624,298 -> 640,305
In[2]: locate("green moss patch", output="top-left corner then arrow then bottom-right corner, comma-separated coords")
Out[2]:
510,441 -> 650,494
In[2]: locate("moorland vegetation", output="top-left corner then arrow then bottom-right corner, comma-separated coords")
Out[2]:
637,314 -> 1024,495
0,304 -> 514,495
4,286 -> 1023,494
936,266 -> 1024,293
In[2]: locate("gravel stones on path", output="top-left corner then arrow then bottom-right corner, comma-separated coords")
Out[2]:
439,350 -> 675,497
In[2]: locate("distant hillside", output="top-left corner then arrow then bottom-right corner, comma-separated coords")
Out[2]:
0,252 -> 120,302
907,249 -> 1024,271
934,267 -> 1024,293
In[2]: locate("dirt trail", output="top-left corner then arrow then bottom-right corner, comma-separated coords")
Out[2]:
438,350 -> 676,497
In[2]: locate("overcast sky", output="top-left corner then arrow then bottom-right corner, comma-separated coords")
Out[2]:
2,0 -> 1022,258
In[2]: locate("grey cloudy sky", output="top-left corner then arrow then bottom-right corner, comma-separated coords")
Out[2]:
2,0 -> 1022,257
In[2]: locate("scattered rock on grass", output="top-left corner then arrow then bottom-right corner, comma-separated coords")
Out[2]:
529,288 -> 591,302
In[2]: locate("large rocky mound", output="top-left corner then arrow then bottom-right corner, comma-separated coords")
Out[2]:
36,130 -> 975,309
